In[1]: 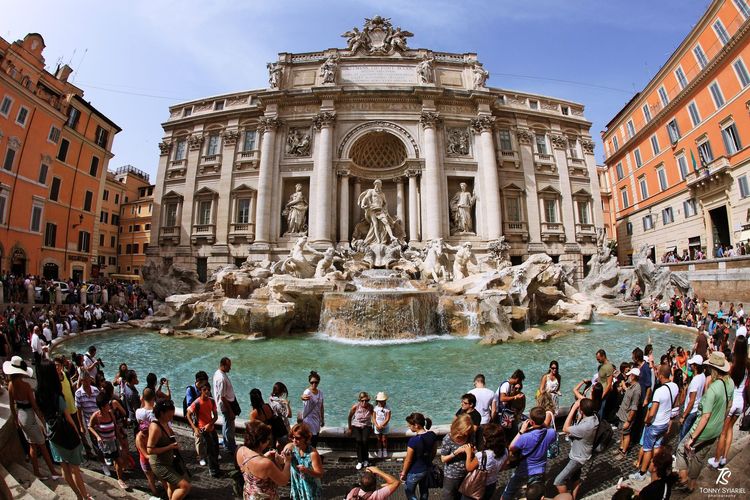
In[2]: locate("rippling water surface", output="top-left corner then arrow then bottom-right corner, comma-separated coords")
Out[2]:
56,318 -> 693,426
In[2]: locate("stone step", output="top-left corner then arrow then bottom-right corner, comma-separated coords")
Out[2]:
78,467 -> 153,500
0,463 -> 37,500
7,462 -> 60,499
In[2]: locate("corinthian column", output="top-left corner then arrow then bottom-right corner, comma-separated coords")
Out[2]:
254,116 -> 282,246
420,111 -> 444,240
471,115 -> 502,239
338,170 -> 350,244
310,111 -> 336,246
407,169 -> 421,242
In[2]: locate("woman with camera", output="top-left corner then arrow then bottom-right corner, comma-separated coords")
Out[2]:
147,399 -> 191,500
236,420 -> 292,499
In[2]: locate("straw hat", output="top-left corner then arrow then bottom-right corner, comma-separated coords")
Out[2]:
704,351 -> 730,372
2,356 -> 33,377
375,391 -> 388,401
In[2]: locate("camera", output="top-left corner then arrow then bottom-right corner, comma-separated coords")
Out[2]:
97,358 -> 105,368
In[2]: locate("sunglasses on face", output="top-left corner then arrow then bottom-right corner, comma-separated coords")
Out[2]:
310,380 -> 319,385
292,435 -> 304,441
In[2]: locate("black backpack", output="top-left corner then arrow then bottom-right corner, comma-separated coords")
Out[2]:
592,415 -> 613,453
183,385 -> 198,418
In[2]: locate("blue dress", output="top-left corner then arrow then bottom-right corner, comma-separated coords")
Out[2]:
289,446 -> 322,500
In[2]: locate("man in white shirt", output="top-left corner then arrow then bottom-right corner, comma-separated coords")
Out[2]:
679,355 -> 706,440
213,357 -> 237,454
42,321 -> 53,342
469,374 -> 496,426
30,326 -> 46,365
83,346 -> 101,380
93,305 -> 104,328
736,318 -> 747,338
630,364 -> 678,482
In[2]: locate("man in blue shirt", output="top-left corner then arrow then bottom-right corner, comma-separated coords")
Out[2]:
501,407 -> 556,500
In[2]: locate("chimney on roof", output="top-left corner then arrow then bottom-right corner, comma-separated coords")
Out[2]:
55,64 -> 73,83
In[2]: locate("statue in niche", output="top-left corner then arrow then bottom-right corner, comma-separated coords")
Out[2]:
357,179 -> 402,245
387,26 -> 413,52
267,62 -> 282,89
416,55 -> 434,84
282,183 -> 309,235
450,182 -> 476,234
450,242 -> 479,281
286,129 -> 311,157
447,128 -> 470,156
319,54 -> 339,84
472,62 -> 489,89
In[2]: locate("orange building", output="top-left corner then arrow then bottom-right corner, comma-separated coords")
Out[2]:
0,33 -> 120,280
95,171 -> 127,279
602,0 -> 750,264
113,165 -> 152,278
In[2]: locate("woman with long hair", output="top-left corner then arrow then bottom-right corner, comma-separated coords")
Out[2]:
537,361 -> 561,415
709,335 -> 748,468
269,382 -> 292,445
285,423 -> 323,500
440,413 -> 474,500
102,381 -> 136,470
347,391 -> 374,470
462,423 -> 508,500
35,360 -> 90,499
638,446 -> 678,500
400,413 -> 437,500
236,420 -> 291,499
300,371 -> 324,447
147,399 -> 191,499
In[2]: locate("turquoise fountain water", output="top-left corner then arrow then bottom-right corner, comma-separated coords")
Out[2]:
56,318 -> 692,426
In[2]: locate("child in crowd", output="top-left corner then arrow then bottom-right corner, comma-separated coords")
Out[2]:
372,392 -> 391,458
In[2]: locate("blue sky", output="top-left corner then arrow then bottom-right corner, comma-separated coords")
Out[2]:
4,0 -> 709,180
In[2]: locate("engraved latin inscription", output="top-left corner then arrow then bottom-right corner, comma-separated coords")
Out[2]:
339,65 -> 416,84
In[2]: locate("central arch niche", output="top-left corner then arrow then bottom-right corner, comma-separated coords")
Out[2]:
350,131 -> 408,170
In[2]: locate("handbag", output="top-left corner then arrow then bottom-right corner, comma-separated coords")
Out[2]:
458,452 -> 488,499
230,399 -> 241,417
47,411 -> 81,450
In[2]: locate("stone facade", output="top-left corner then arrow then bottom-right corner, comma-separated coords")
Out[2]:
148,17 -> 603,282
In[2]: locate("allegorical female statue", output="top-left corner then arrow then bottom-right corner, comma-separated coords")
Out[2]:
450,182 -> 476,234
282,183 -> 309,234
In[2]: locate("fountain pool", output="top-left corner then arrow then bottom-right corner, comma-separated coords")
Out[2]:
56,318 -> 693,426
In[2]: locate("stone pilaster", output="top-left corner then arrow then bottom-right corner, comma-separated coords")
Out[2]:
407,169 -> 421,243
310,111 -> 337,246
395,176 -> 405,223
471,115 -> 502,240
253,117 -> 282,246
550,132 -> 577,248
420,111 -> 444,241
214,126 -> 240,248
338,169 -> 350,244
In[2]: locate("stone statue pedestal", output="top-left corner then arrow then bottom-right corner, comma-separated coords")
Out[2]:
364,243 -> 402,269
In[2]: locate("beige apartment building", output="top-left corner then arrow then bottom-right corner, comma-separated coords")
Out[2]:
114,165 -> 152,277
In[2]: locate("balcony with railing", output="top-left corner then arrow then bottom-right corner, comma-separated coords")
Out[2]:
235,149 -> 260,170
497,149 -> 519,168
534,153 -> 557,174
228,222 -> 256,243
191,224 -> 216,244
686,156 -> 731,189
575,223 -> 596,243
159,226 -> 180,245
503,221 -> 528,241
541,221 -> 565,242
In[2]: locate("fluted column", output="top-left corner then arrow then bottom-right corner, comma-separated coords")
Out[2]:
338,170 -> 350,244
471,115 -> 502,239
254,117 -> 281,246
420,111 -> 444,240
310,111 -> 336,246
353,178 -> 362,222
407,169 -> 421,242
550,133 -> 577,246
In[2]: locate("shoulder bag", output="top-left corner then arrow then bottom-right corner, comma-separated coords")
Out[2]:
458,452 -> 488,499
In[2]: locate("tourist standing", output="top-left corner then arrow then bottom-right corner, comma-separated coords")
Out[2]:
495,369 -> 525,438
595,349 -> 615,418
75,373 -> 102,468
185,370 -> 209,465
400,412 -> 437,500
440,413 -> 474,500
300,371 -> 324,447
187,381 -> 222,477
675,352 -> 734,492
121,370 -> 140,436
501,407 -> 556,500
148,399 -> 192,499
348,391 -> 374,470
287,423 -> 324,499
554,399 -> 598,499
269,382 -> 292,447
135,388 -> 163,497
88,392 -> 129,489
469,374 -> 497,426
237,420 -> 291,499
82,345 -> 101,380
346,466 -> 401,499
615,367 -> 641,455
4,356 -> 60,479
462,423 -> 508,500
35,361 -> 91,499
30,326 -> 45,365
213,357 -> 238,455
373,392 -> 391,458
537,362 -> 561,415
679,355 -> 705,441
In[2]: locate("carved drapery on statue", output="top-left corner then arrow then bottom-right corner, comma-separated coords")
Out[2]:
267,62 -> 282,89
351,179 -> 406,268
282,183 -> 309,235
319,54 -> 339,84
416,55 -> 434,84
450,182 -> 476,234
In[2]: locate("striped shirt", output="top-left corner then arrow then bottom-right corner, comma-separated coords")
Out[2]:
75,386 -> 100,423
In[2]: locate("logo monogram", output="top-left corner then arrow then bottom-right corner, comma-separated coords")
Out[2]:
717,467 -> 731,486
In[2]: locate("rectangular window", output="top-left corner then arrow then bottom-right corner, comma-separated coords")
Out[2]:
675,67 -> 688,89
643,215 -> 654,231
0,96 -> 11,117
561,106 -> 570,115
237,199 -> 251,224
642,104 -> 652,123
133,244 -> 139,254
658,86 -> 669,107
735,0 -> 750,19
634,148 -> 643,168
30,205 -> 42,232
688,101 -> 701,126
183,107 -> 192,117
662,207 -> 674,225
48,126 -> 61,143
50,177 -> 61,201
57,139 -> 70,162
89,156 -> 99,177
577,201 -> 590,224
134,224 -> 141,231
66,107 -> 80,129
103,189 -> 109,201
94,126 -> 109,148
529,100 -> 539,110
626,120 -> 636,139
616,162 -> 624,180
83,191 -> 93,211
111,214 -> 119,226
651,134 -> 660,155
38,163 -> 48,184
143,243 -> 148,254
114,193 -> 119,204
677,155 -> 689,180
44,223 -> 56,247
684,198 -> 698,217
568,138 -> 579,159
171,138 -> 187,161
694,45 -> 709,69
145,223 -> 151,230
198,200 -> 212,225
0,193 -> 5,224
739,175 -> 750,198
544,199 -> 557,223
498,129 -> 513,151
77,231 -> 90,252
657,167 -> 668,191
206,134 -> 220,156
214,100 -> 224,111
639,176 -> 649,200
714,19 -> 731,45
99,233 -> 104,247
722,123 -> 742,155
626,222 -> 633,235
734,59 -> 750,87
506,197 -> 522,222
99,211 -> 108,223
110,235 -> 116,248
667,119 -> 681,144
165,203 -> 178,227
698,140 -> 714,164
612,136 -> 619,152
109,256 -> 117,265
3,148 -> 15,171
242,130 -> 257,151
709,81 -> 725,108
16,106 -> 28,126
125,244 -> 132,255
535,134 -> 548,155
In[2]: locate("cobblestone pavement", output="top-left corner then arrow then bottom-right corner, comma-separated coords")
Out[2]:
77,420 -> 703,499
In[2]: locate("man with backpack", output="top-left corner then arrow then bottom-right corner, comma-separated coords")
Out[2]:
187,380 -> 222,478
554,398 -> 598,499
184,371 -> 209,466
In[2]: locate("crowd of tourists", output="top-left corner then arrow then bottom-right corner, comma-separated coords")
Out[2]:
1,310 -> 748,499
657,242 -> 750,263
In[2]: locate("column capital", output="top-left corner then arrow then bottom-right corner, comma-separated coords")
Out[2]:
515,128 -> 534,145
188,134 -> 204,150
258,116 -> 283,133
405,168 -> 422,178
420,111 -> 442,128
337,168 -> 350,177
549,133 -> 568,150
470,115 -> 495,133
580,138 -> 595,154
392,175 -> 405,184
158,140 -> 172,156
222,129 -> 241,146
313,111 -> 337,130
